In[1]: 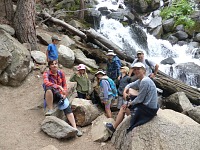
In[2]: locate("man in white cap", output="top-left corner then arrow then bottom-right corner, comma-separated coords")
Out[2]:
106,50 -> 122,83
105,62 -> 158,134
129,50 -> 159,81
46,35 -> 61,62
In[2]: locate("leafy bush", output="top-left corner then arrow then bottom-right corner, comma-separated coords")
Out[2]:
160,0 -> 195,29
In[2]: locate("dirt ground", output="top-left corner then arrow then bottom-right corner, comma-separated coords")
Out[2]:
0,68 -> 115,150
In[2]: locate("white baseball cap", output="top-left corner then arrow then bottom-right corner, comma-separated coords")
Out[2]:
106,52 -> 116,56
95,70 -> 106,76
132,62 -> 146,69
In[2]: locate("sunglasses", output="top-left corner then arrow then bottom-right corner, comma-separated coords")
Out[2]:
50,63 -> 58,65
133,68 -> 141,70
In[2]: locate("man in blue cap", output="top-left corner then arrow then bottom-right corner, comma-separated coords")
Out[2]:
43,60 -> 82,137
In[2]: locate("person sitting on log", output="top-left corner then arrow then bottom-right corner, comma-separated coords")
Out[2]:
70,64 -> 91,99
46,35 -> 61,62
95,70 -> 116,118
43,60 -> 82,137
106,50 -> 122,85
129,50 -> 159,82
105,62 -> 159,134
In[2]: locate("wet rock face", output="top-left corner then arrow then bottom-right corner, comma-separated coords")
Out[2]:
175,62 -> 200,88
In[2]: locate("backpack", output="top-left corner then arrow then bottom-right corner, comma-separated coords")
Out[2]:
101,78 -> 118,98
42,70 -> 63,91
144,59 -> 154,73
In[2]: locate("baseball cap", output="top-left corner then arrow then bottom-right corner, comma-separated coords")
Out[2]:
77,64 -> 86,70
95,70 -> 106,76
57,98 -> 69,110
120,66 -> 129,73
136,50 -> 144,55
106,52 -> 116,56
132,62 -> 146,69
51,35 -> 61,41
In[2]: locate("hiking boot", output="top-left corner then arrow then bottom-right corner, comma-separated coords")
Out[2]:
45,109 -> 55,116
105,123 -> 115,134
76,129 -> 83,137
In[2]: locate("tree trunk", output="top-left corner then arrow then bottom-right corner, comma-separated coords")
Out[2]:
79,0 -> 85,20
14,0 -> 37,50
5,0 -> 14,22
40,11 -> 87,39
154,71 -> 200,105
71,98 -> 100,126
85,28 -> 134,63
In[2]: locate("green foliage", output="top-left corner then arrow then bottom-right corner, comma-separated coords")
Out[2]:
160,0 -> 195,29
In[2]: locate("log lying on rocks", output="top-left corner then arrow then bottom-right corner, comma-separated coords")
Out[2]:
85,28 -> 134,63
155,71 -> 200,105
71,98 -> 101,126
40,11 -> 87,39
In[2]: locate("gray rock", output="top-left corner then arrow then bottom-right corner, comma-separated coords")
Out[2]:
162,18 -> 175,32
68,20 -> 85,29
41,116 -> 77,139
112,109 -> 200,150
162,92 -> 194,113
60,35 -> 75,47
73,49 -> 99,69
91,114 -> 115,142
177,40 -> 187,46
31,51 -> 46,64
160,57 -> 175,65
151,25 -> 163,39
148,16 -> 162,29
37,31 -> 52,45
193,48 -> 200,59
0,24 -> 15,35
107,12 -> 124,20
187,106 -> 200,124
0,30 -> 32,86
58,45 -> 75,68
173,31 -> 188,40
0,47 -> 12,74
175,24 -> 184,31
167,35 -> 178,45
85,8 -> 101,29
194,33 -> 200,42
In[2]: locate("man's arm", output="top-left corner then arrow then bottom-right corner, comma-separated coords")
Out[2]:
128,68 -> 133,77
154,64 -> 159,76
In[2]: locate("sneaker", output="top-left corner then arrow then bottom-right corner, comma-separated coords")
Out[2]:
105,123 -> 115,134
45,109 -> 54,116
76,129 -> 83,137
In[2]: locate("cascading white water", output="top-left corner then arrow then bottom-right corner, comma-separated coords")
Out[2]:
95,0 -> 200,87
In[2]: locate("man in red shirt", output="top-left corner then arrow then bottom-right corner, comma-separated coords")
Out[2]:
43,60 -> 82,137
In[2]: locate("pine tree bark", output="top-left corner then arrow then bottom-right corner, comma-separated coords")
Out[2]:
79,0 -> 85,20
4,0 -> 14,22
14,0 -> 37,50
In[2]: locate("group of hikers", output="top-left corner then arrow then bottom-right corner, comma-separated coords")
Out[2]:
42,35 -> 160,138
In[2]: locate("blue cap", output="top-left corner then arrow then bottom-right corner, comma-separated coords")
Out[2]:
58,98 -> 69,110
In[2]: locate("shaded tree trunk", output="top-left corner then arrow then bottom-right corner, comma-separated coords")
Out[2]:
5,0 -> 14,22
79,0 -> 85,20
14,0 -> 37,50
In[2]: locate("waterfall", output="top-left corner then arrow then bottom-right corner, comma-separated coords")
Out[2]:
95,0 -> 200,87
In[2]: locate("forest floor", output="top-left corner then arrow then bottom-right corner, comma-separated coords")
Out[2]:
0,68 -> 115,150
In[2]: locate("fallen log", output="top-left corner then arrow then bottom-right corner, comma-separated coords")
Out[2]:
154,71 -> 200,105
71,98 -> 101,126
85,28 -> 134,63
40,11 -> 87,39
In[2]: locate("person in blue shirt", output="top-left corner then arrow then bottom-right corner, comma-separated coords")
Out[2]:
46,35 -> 61,61
106,51 -> 122,84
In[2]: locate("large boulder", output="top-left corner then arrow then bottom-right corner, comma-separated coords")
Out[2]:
151,25 -> 163,39
160,57 -> 175,65
148,16 -> 162,29
85,8 -> 101,29
58,45 -> 75,68
41,116 -> 77,139
31,50 -> 46,64
36,31 -> 52,45
112,109 -> 200,150
162,18 -> 175,32
187,106 -> 200,124
71,98 -> 101,126
0,24 -> 15,36
91,114 -> 115,142
73,49 -> 99,69
173,31 -> 188,40
60,35 -> 75,47
0,30 -> 32,86
162,92 -> 194,113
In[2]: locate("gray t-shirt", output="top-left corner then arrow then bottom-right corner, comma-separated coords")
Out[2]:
131,59 -> 156,76
125,76 -> 158,109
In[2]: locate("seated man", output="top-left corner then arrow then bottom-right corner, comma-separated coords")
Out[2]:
105,62 -> 159,134
43,60 -> 82,137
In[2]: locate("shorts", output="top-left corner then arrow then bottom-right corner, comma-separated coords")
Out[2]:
63,105 -> 72,115
103,95 -> 113,110
117,96 -> 126,109
45,87 -> 62,103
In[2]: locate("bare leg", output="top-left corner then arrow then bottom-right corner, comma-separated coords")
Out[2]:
113,107 -> 130,129
105,108 -> 112,118
66,113 -> 77,129
45,90 -> 54,110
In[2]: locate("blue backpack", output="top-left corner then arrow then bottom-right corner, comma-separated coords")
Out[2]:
101,78 -> 118,98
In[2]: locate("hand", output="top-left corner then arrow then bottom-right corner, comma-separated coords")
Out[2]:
149,73 -> 156,78
123,93 -> 128,100
58,86 -> 64,92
